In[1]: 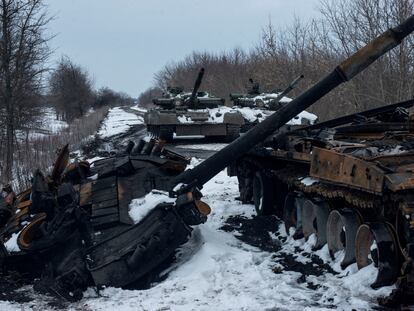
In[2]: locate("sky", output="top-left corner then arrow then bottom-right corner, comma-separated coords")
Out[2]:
46,0 -> 321,98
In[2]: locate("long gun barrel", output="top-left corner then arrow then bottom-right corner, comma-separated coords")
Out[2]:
270,74 -> 304,108
172,14 -> 414,191
187,67 -> 205,108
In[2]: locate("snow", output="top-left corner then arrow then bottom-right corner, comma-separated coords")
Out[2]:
300,177 -> 319,186
175,143 -> 227,151
234,106 -> 317,125
174,106 -> 317,126
381,145 -> 405,155
130,105 -> 148,113
252,92 -> 292,104
129,190 -> 175,224
276,227 -> 394,310
43,166 -> 391,311
0,106 -> 396,310
98,107 -> 143,138
15,107 -> 69,141
4,232 -> 20,252
39,107 -> 68,133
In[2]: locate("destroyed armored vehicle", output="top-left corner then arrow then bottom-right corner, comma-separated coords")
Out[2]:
229,98 -> 414,306
229,75 -> 318,132
0,141 -> 210,301
0,14 -> 412,308
225,18 -> 414,307
144,68 -> 244,142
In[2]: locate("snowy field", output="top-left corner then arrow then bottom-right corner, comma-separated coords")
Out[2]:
0,106 -> 396,311
38,107 -> 68,133
15,107 -> 68,141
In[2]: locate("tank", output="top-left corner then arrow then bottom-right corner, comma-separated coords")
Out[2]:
230,75 -> 304,110
0,141 -> 198,301
174,15 -> 414,307
144,68 -> 244,142
0,14 -> 412,306
229,75 -> 317,132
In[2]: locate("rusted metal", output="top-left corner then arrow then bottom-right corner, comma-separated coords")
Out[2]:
355,223 -> 400,288
174,15 -> 414,191
310,147 -> 385,194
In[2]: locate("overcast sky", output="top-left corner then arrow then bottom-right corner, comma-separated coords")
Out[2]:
46,0 -> 321,98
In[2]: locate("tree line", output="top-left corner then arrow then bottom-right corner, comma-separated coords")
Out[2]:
0,0 -> 133,184
138,0 -> 414,124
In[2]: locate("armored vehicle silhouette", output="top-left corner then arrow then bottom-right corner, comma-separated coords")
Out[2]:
144,68 -> 244,142
229,75 -> 317,132
0,14 -> 413,307
230,75 -> 304,110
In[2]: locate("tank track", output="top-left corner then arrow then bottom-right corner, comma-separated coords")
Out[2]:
235,155 -> 414,307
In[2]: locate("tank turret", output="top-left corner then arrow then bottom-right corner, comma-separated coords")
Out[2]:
230,75 -> 304,110
173,14 -> 414,191
0,14 -> 413,307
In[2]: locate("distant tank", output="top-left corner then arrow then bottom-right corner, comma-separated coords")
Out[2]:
0,14 -> 413,308
144,68 -> 244,142
230,75 -> 317,132
230,75 -> 304,110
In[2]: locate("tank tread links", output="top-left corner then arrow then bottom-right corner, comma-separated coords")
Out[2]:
0,13 -> 412,308
229,98 -> 414,306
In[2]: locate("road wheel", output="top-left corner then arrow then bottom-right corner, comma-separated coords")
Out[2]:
253,171 -> 275,215
283,192 -> 304,239
355,222 -> 400,288
301,199 -> 330,250
326,208 -> 361,268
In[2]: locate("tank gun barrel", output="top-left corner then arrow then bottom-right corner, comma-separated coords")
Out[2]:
273,74 -> 304,104
172,14 -> 414,191
187,67 -> 205,108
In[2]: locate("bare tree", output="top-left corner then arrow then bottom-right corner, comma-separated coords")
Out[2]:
141,0 -> 414,122
49,57 -> 94,121
94,87 -> 134,108
137,86 -> 162,108
0,0 -> 52,182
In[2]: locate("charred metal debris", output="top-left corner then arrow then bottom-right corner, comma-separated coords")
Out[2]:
0,13 -> 413,308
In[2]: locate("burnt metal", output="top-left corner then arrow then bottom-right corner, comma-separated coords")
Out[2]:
0,14 -> 413,306
355,223 -> 400,288
226,15 -> 414,307
174,14 -> 414,190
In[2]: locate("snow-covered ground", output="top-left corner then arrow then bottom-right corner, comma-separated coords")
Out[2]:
98,106 -> 144,138
175,143 -> 227,151
130,105 -> 148,114
0,106 -> 395,310
75,165 -> 392,311
2,161 -> 392,311
37,107 -> 68,134
15,107 -> 68,141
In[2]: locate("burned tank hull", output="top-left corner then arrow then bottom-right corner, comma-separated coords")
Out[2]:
0,141 -> 209,301
0,14 -> 413,307
229,99 -> 414,306
171,15 -> 414,307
